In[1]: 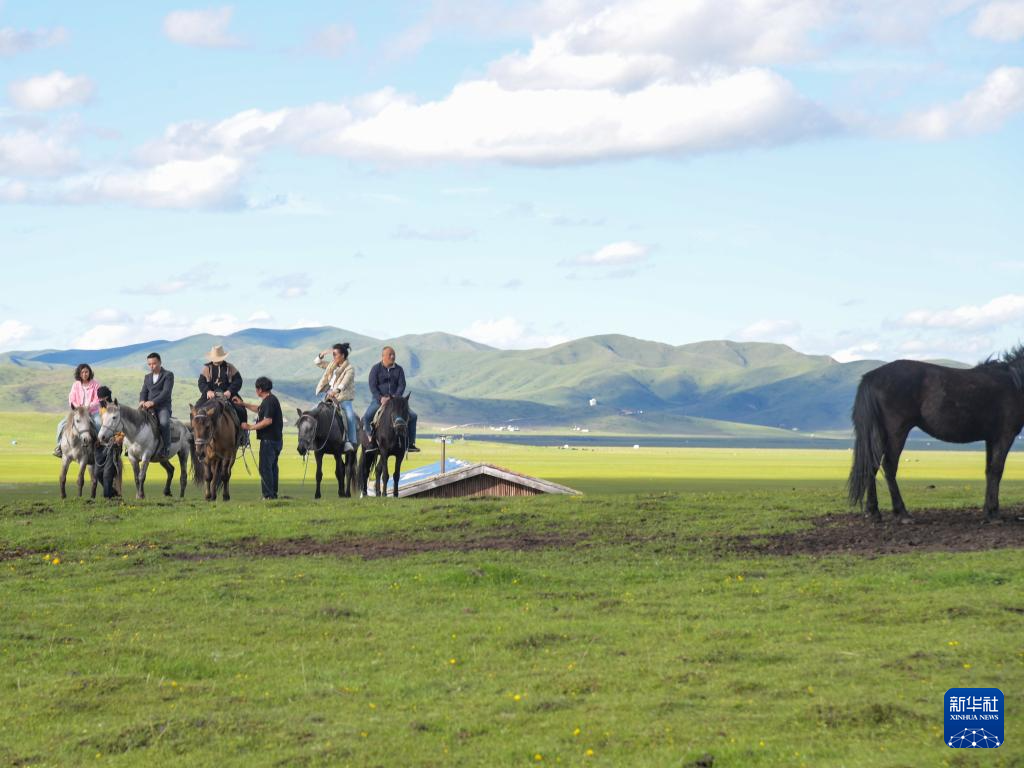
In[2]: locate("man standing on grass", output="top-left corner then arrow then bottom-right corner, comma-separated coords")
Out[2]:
235,377 -> 283,500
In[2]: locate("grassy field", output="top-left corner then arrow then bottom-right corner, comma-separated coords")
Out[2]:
1,412 -> 1022,766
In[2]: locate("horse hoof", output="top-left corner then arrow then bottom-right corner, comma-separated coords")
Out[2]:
983,515 -> 1003,525
897,515 -> 914,525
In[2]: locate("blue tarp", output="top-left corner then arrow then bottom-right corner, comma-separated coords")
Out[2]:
396,457 -> 472,488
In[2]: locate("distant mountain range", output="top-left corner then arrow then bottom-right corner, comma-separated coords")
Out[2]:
0,326 -> 964,435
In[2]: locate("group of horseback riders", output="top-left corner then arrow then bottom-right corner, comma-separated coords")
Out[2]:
54,341 -> 419,461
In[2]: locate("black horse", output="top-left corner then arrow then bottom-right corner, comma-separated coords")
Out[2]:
296,402 -> 360,499
360,394 -> 412,498
848,347 -> 1024,523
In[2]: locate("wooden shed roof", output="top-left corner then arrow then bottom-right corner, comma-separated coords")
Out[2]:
397,462 -> 580,498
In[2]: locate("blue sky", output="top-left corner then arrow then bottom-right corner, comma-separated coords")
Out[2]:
1,0 -> 1022,361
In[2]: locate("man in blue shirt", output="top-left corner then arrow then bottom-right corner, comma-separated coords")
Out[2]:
362,345 -> 420,453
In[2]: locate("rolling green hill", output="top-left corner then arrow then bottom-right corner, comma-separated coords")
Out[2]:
0,327 -> 917,434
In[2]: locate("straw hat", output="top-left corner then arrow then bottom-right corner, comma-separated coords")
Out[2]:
207,344 -> 229,363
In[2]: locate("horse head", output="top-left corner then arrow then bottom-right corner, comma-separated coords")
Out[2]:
389,394 -> 411,434
191,402 -> 218,449
97,403 -> 121,446
295,408 -> 318,456
70,406 -> 96,447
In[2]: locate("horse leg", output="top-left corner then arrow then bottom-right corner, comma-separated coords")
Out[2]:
76,459 -> 86,497
393,454 -> 402,498
139,460 -> 150,501
89,456 -> 98,499
204,461 -> 214,501
344,450 -> 355,498
983,436 -> 1013,522
59,456 -> 71,499
376,452 -> 386,498
160,459 -> 175,497
179,451 -> 188,498
881,427 -> 911,523
314,453 -> 324,499
129,458 -> 142,499
222,462 -> 231,502
335,453 -> 345,497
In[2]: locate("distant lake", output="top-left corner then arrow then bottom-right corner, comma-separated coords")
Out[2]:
423,432 -> 1001,452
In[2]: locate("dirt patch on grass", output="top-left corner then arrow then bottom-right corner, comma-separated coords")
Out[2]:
170,528 -> 585,561
728,508 -> 1024,557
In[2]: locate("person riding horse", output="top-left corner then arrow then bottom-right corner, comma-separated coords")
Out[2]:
139,352 -> 174,460
314,342 -> 357,453
196,344 -> 250,449
53,363 -> 103,458
362,345 -> 419,452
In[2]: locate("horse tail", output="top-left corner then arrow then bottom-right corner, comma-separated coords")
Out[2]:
189,432 -> 203,487
847,377 -> 886,508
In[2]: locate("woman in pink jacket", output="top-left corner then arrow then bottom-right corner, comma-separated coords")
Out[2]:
53,363 -> 103,458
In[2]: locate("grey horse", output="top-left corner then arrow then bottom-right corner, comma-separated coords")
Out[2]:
58,405 -> 98,499
98,402 -> 192,499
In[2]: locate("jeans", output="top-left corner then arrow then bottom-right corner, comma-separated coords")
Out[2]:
259,438 -> 282,499
339,400 -> 357,444
319,395 -> 357,444
362,400 -> 417,446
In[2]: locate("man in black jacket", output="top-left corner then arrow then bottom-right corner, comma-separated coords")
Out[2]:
196,344 -> 249,446
139,352 -> 174,457
361,345 -> 419,452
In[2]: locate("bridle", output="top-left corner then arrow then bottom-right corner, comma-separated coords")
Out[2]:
298,404 -> 338,455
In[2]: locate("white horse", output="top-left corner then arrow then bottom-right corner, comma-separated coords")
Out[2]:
59,406 -> 98,499
98,402 -> 192,499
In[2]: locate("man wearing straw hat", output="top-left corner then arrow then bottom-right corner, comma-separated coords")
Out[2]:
196,343 -> 250,447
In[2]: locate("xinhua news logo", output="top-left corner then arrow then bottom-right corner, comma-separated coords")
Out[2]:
945,688 -> 1003,748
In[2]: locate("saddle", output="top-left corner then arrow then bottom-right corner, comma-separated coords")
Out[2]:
371,403 -> 387,429
322,399 -> 350,443
141,409 -> 167,455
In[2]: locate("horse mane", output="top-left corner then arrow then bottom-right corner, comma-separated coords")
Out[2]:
975,343 -> 1024,390
68,405 -> 98,439
116,404 -> 149,430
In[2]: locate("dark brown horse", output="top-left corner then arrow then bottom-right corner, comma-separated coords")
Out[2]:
848,347 -> 1024,523
360,394 -> 412,498
295,401 -> 360,499
190,399 -> 240,501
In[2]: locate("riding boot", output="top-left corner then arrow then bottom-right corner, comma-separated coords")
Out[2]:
53,445 -> 63,458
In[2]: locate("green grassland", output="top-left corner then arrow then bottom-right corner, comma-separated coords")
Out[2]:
1,413 -> 1022,766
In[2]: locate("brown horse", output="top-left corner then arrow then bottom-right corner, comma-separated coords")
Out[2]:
190,399 -> 240,501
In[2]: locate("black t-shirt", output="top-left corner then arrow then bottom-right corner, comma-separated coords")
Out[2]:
256,394 -> 283,441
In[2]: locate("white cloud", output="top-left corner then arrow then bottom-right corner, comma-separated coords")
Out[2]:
306,23 -> 356,57
831,342 -> 881,363
247,310 -> 272,323
573,241 -> 649,266
898,67 -> 1024,139
320,71 -> 831,164
9,71 -> 94,111
0,129 -> 78,177
163,7 -> 239,48
0,319 -> 32,349
458,317 -> 568,349
74,154 -> 245,209
0,26 -> 67,57
72,323 -> 139,349
901,294 -> 1024,330
971,0 -> 1024,41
